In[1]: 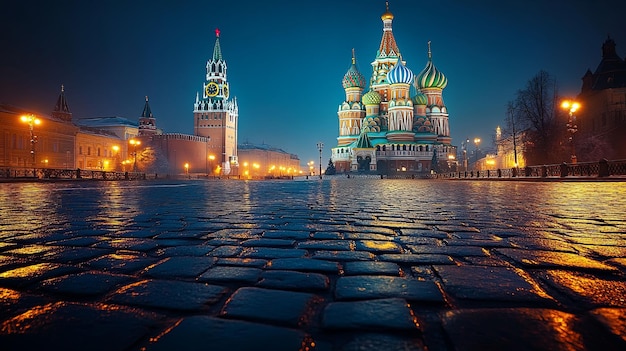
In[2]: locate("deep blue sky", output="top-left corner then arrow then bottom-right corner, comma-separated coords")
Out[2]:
2,0 -> 625,165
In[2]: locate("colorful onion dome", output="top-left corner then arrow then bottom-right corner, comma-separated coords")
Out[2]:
416,41 -> 448,89
342,50 -> 366,89
386,61 -> 414,85
412,91 -> 428,105
362,90 -> 382,105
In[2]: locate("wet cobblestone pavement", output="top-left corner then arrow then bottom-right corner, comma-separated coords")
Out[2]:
0,178 -> 625,350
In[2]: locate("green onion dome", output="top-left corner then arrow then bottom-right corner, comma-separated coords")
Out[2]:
411,91 -> 428,105
362,90 -> 382,105
416,58 -> 447,89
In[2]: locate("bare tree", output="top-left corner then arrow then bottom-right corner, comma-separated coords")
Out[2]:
508,70 -> 567,165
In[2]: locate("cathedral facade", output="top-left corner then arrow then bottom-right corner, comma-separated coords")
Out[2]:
331,4 -> 455,174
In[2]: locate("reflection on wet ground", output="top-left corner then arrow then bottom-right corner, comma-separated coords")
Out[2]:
0,179 -> 625,350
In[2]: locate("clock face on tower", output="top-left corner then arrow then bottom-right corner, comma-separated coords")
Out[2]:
205,82 -> 219,97
222,84 -> 229,99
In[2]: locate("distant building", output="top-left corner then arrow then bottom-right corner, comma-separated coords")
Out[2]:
238,142 -> 301,178
577,36 -> 626,160
331,3 -> 455,174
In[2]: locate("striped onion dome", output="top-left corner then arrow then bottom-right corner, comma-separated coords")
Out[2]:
342,54 -> 366,89
412,91 -> 428,105
386,61 -> 414,85
416,42 -> 447,89
362,90 -> 382,105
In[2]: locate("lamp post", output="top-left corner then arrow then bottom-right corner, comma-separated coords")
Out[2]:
208,154 -> 215,177
20,114 -> 41,172
184,163 -> 189,178
129,139 -> 141,172
473,137 -> 481,169
316,142 -> 324,179
561,100 -> 580,164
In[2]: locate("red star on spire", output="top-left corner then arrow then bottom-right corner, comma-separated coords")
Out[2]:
215,28 -> 220,37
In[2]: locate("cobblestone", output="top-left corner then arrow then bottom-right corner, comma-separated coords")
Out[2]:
0,178 -> 625,350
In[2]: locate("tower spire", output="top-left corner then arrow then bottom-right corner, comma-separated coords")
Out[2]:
52,84 -> 72,122
428,40 -> 432,60
212,28 -> 223,61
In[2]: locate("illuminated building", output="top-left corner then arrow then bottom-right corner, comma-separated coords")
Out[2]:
331,3 -> 455,174
193,28 -> 239,175
238,142 -> 301,177
577,36 -> 626,160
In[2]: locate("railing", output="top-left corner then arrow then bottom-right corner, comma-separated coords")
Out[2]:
436,159 -> 626,180
0,168 -> 147,181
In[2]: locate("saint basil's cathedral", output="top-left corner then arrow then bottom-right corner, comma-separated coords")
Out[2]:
331,3 -> 455,174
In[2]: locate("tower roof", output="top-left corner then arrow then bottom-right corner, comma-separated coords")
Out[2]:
377,1 -> 400,58
587,36 -> 626,90
212,28 -> 223,61
53,84 -> 71,114
354,130 -> 374,149
141,96 -> 153,118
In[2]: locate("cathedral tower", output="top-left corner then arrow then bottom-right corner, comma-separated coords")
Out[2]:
193,28 -> 239,175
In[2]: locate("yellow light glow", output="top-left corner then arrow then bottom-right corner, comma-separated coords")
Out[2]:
208,155 -> 215,160
112,145 -> 119,152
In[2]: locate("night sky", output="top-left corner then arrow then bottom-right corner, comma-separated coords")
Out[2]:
2,0 -> 625,165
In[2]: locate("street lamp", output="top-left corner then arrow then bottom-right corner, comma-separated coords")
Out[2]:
129,139 -> 141,172
308,161 -> 314,176
473,137 -> 481,169
184,163 -> 189,178
561,100 -> 580,164
20,114 -> 41,171
316,142 -> 324,179
208,154 -> 215,177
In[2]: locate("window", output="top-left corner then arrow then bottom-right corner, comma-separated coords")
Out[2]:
87,147 -> 91,156
79,146 -> 83,155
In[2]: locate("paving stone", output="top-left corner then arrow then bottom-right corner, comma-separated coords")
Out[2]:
497,248 -> 619,272
343,261 -> 401,276
208,245 -> 243,257
312,250 -> 376,261
338,333 -> 425,351
297,240 -> 354,251
199,266 -> 262,283
93,238 -> 160,251
39,271 -> 133,296
311,231 -> 344,239
356,240 -> 403,253
267,258 -> 341,273
257,270 -> 329,291
216,257 -> 268,267
221,287 -> 319,326
147,316 -> 309,351
408,245 -> 487,257
399,229 -> 449,238
85,252 -> 157,274
589,307 -> 626,343
322,298 -> 418,330
538,270 -> 626,307
434,265 -> 554,303
143,256 -> 217,279
442,308 -> 623,351
395,236 -> 442,245
379,254 -> 454,265
0,301 -> 161,351
335,276 -> 443,302
109,279 -> 226,311
241,247 -> 307,259
436,225 -> 480,233
153,245 -> 215,257
262,230 -> 311,239
242,238 -> 295,247
0,263 -> 81,288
